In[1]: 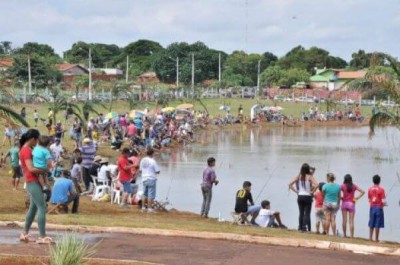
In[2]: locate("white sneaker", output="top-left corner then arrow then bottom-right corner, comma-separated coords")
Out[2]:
141,207 -> 147,213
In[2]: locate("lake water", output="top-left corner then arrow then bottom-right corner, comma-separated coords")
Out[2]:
150,125 -> 400,242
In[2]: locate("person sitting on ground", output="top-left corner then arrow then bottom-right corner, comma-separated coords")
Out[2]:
255,200 -> 287,228
50,170 -> 79,214
234,181 -> 261,224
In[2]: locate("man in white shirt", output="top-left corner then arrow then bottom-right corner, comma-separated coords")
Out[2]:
255,200 -> 287,228
50,139 -> 63,160
139,148 -> 160,213
97,158 -> 113,185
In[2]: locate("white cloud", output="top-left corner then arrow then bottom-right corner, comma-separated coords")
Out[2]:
1,0 -> 400,60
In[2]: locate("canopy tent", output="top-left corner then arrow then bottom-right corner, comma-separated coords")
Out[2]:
250,105 -> 261,120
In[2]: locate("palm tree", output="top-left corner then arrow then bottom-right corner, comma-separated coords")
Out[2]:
365,53 -> 400,137
108,81 -> 134,111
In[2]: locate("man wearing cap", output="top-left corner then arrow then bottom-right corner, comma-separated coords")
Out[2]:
50,170 -> 79,214
50,139 -> 63,161
80,138 -> 97,191
90,155 -> 102,177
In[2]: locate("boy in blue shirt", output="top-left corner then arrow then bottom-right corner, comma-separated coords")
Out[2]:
32,136 -> 53,197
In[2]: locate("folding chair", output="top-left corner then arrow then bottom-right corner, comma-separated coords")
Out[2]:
91,175 -> 110,201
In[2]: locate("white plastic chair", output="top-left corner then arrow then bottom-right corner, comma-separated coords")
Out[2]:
91,175 -> 110,201
111,179 -> 122,205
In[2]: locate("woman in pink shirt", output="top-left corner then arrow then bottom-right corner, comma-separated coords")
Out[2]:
341,174 -> 365,238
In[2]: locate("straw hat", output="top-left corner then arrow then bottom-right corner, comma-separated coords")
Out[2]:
100,157 -> 109,164
94,155 -> 102,162
83,138 -> 92,143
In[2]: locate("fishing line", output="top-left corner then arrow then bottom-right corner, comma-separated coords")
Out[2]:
255,165 -> 278,202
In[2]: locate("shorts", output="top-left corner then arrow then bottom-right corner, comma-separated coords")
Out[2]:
121,181 -> 132,194
247,205 -> 262,214
369,206 -> 384,228
315,207 -> 325,222
12,166 -> 22,179
341,201 -> 356,213
143,178 -> 157,199
323,202 -> 339,215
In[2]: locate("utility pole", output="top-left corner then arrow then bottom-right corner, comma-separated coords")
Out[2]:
218,52 -> 221,94
28,56 -> 32,94
176,56 -> 179,89
88,48 -> 92,101
126,55 -> 129,84
257,60 -> 261,98
191,53 -> 194,99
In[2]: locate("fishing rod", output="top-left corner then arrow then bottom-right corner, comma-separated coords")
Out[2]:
254,165 -> 278,202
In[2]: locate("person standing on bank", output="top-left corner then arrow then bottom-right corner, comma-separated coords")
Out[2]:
200,157 -> 219,218
19,129 -> 54,244
139,148 -> 160,213
288,163 -> 318,232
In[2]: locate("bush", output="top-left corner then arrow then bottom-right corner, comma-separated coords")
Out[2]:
49,233 -> 96,265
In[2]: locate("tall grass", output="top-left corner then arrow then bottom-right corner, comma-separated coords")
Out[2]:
49,233 -> 97,265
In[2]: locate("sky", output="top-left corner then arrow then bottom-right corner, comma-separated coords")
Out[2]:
1,0 -> 400,61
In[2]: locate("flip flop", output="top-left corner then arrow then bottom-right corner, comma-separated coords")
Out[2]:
36,236 -> 55,244
19,233 -> 36,243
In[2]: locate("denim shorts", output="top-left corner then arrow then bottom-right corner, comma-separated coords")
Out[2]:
247,205 -> 261,214
121,181 -> 133,194
143,179 -> 157,199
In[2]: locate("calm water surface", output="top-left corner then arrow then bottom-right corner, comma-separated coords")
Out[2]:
147,126 -> 400,241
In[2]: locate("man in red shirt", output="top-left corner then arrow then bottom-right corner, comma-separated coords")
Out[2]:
368,174 -> 386,242
118,148 -> 135,208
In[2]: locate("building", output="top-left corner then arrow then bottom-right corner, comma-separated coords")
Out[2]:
0,58 -> 13,71
310,68 -> 367,91
136,71 -> 160,84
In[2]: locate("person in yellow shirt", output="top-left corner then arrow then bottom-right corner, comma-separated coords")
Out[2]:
48,108 -> 54,124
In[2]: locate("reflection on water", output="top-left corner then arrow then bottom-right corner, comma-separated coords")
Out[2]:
155,126 -> 400,242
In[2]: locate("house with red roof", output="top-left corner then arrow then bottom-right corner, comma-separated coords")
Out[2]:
310,68 -> 367,91
0,58 -> 14,71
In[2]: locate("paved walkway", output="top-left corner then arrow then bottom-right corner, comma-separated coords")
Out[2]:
0,228 -> 399,265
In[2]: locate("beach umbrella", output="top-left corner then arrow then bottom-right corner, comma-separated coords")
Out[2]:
219,105 -> 231,111
106,111 -> 118,119
129,110 -> 144,119
176,109 -> 191,114
161,106 -> 175,113
176,103 -> 194,110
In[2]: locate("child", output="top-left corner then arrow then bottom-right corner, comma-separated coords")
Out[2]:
314,182 -> 325,234
3,139 -> 22,190
71,157 -> 83,194
254,200 -> 287,228
368,174 -> 386,242
32,136 -> 53,199
50,157 -> 64,181
33,109 -> 39,127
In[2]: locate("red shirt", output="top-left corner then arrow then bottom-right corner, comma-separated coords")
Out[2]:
118,156 -> 132,182
368,185 -> 386,208
314,191 -> 324,208
19,146 -> 38,183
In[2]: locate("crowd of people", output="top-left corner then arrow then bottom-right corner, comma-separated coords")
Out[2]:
0,103 -> 389,244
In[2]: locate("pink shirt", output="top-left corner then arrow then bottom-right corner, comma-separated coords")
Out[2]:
127,124 -> 137,136
341,184 -> 358,202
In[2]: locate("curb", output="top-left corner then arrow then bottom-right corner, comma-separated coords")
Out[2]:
0,253 -> 161,265
1,221 -> 399,257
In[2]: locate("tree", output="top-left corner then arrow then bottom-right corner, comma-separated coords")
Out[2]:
0,41 -> 13,55
64,42 -> 121,68
260,66 -> 310,87
14,42 -> 60,61
349,50 -> 372,69
9,55 -> 62,86
152,41 -> 225,84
